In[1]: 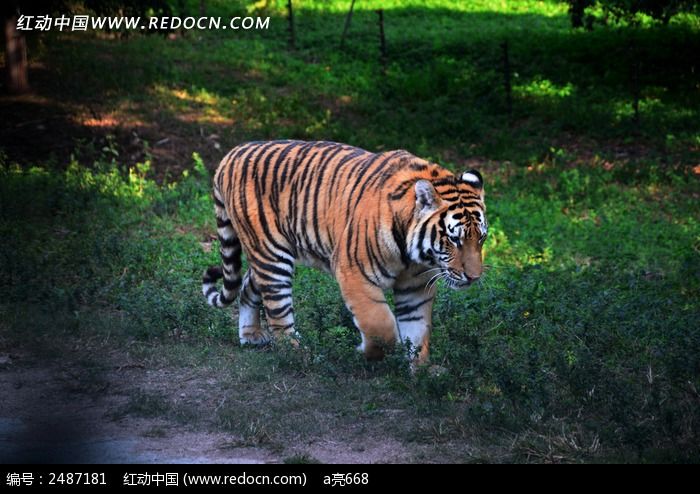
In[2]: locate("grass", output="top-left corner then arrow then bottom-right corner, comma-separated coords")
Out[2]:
1,0 -> 699,463
10,0 -> 698,171
2,147 -> 698,462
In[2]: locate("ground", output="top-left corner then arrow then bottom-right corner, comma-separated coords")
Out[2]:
0,337 -> 448,464
1,359 -> 397,464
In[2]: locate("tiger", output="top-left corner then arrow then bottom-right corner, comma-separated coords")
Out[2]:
202,140 -> 487,365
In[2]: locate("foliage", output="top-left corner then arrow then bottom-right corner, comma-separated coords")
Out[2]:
568,0 -> 700,26
14,0 -> 173,17
26,0 -> 698,170
600,0 -> 698,21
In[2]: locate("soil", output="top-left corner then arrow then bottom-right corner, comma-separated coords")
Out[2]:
0,350 -> 410,464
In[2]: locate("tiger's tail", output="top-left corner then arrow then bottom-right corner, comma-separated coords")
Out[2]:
202,185 -> 242,308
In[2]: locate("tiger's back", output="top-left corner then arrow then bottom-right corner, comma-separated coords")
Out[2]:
203,140 -> 488,364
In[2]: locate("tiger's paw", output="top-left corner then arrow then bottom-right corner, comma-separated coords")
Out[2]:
357,340 -> 391,361
239,326 -> 271,346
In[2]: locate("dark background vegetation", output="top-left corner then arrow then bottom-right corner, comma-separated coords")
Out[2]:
1,0 -> 699,463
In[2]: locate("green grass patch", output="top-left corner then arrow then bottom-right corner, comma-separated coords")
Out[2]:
2,146 -> 698,461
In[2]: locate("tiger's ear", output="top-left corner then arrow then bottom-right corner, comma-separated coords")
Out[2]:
460,169 -> 483,189
414,180 -> 441,215
460,169 -> 485,200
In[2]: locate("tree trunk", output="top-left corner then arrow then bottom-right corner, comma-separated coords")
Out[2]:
4,13 -> 29,94
570,0 -> 585,28
340,0 -> 356,49
287,0 -> 295,49
376,9 -> 386,65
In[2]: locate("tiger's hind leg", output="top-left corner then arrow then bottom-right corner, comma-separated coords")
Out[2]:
238,269 -> 269,346
253,265 -> 299,345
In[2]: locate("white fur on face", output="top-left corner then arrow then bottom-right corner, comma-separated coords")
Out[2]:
479,221 -> 488,237
447,216 -> 463,236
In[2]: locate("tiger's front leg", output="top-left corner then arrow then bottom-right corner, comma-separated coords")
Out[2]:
336,268 -> 399,361
393,268 -> 438,366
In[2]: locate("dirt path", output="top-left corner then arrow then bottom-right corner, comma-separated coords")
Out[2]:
0,354 -> 275,463
0,351 -> 411,464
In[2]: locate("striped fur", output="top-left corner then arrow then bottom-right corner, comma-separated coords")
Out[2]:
202,140 -> 487,364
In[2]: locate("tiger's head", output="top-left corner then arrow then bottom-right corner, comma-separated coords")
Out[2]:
408,170 -> 487,289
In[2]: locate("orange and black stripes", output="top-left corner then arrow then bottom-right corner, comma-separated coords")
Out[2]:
202,140 -> 487,364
